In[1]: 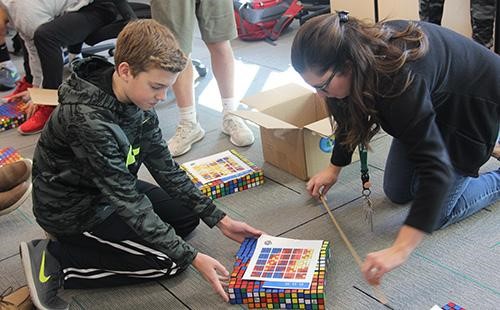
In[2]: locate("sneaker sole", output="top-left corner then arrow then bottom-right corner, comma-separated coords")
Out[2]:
221,129 -> 255,147
0,182 -> 32,216
20,242 -> 48,310
17,127 -> 44,136
170,129 -> 205,157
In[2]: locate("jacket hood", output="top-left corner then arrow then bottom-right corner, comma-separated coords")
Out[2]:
58,56 -> 117,110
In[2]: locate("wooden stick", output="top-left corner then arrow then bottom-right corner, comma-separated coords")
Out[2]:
319,195 -> 388,305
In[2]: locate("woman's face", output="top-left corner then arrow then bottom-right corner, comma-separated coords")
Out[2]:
302,67 -> 352,99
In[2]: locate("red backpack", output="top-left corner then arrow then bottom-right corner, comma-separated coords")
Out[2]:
233,0 -> 303,41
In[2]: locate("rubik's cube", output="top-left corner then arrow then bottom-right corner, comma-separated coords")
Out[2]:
182,150 -> 264,200
0,147 -> 22,167
442,302 -> 465,310
0,100 -> 26,131
229,238 -> 330,309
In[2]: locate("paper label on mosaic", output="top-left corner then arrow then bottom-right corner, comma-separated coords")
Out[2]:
242,235 -> 323,289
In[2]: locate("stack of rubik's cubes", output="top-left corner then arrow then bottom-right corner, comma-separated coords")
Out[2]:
0,147 -> 22,166
0,101 -> 26,131
229,238 -> 330,309
183,150 -> 264,200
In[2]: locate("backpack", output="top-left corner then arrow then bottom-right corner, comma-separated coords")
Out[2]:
233,0 -> 303,41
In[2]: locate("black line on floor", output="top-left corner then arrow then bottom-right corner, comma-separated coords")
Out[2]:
277,196 -> 362,237
157,281 -> 192,309
353,285 -> 394,309
0,252 -> 18,263
264,176 -> 302,195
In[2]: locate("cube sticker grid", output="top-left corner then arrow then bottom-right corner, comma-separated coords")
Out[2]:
442,302 -> 465,310
0,101 -> 26,131
181,150 -> 264,200
0,147 -> 22,167
229,238 -> 330,309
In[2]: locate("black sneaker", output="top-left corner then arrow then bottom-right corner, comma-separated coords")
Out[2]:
20,239 -> 68,310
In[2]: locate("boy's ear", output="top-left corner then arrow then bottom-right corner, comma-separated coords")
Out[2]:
116,62 -> 133,81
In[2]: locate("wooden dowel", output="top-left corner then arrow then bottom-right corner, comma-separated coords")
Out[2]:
319,195 -> 388,305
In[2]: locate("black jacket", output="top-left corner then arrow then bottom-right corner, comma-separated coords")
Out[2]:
330,21 -> 500,233
33,57 -> 225,269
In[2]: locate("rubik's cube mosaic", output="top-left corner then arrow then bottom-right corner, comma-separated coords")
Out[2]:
229,238 -> 330,309
0,100 -> 26,131
0,147 -> 22,166
181,150 -> 263,200
442,302 -> 465,310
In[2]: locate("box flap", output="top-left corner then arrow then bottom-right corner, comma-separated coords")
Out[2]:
232,110 -> 298,130
240,83 -> 313,111
304,117 -> 334,137
28,88 -> 59,106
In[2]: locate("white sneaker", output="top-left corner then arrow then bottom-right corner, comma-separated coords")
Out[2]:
222,115 -> 255,147
168,121 -> 205,157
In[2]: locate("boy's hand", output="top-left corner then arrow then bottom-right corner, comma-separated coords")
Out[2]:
192,253 -> 230,302
216,215 -> 263,243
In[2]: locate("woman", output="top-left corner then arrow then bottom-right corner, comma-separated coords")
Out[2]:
291,11 -> 499,285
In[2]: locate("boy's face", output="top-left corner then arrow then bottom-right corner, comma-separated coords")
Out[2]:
118,63 -> 178,110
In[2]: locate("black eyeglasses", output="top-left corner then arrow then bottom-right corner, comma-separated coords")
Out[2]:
313,70 -> 336,92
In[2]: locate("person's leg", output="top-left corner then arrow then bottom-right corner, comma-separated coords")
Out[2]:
199,0 -> 254,147
136,180 -> 200,238
0,7 -> 20,90
19,3 -> 116,135
470,0 -> 496,48
419,0 -> 445,24
34,4 -> 116,89
151,0 -> 205,157
20,212 -> 183,308
383,138 -> 419,204
438,168 -> 500,229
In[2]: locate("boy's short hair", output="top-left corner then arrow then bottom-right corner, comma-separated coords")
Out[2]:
114,19 -> 187,75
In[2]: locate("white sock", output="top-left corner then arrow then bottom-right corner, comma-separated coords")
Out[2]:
222,97 -> 238,116
179,106 -> 197,124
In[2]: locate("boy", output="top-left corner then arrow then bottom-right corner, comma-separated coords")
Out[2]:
20,19 -> 262,310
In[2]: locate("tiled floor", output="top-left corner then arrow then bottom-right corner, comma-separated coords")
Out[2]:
0,21 -> 499,309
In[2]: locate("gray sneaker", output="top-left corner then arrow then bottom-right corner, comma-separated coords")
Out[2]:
167,121 -> 205,157
0,65 -> 20,91
20,239 -> 68,310
222,115 -> 255,147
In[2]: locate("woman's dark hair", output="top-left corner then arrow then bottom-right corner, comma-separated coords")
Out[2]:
291,13 -> 429,151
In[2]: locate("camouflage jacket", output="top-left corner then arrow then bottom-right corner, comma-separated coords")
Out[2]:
32,57 -> 225,269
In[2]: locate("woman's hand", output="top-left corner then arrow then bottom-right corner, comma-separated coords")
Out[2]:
192,253 -> 230,302
361,245 -> 410,285
216,215 -> 263,243
361,225 -> 424,285
306,164 -> 342,198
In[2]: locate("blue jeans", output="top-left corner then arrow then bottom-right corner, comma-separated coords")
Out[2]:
383,138 -> 500,230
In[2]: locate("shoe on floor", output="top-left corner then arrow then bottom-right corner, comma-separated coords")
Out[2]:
0,181 -> 32,216
222,115 -> 255,147
167,121 -> 205,157
0,286 -> 33,310
3,76 -> 32,101
20,239 -> 68,310
18,106 -> 54,135
0,159 -> 32,192
0,65 -> 20,91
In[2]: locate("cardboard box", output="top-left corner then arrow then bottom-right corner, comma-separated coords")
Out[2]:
181,150 -> 264,199
234,83 -> 356,180
28,88 -> 59,106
